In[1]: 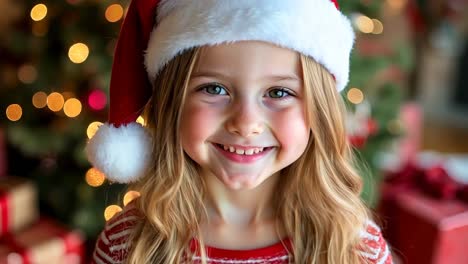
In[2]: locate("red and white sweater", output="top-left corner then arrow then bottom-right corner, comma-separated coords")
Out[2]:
92,206 -> 393,264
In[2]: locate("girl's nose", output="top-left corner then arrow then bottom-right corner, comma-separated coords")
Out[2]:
225,102 -> 265,138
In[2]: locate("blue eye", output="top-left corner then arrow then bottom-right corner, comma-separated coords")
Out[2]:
267,88 -> 293,99
201,84 -> 228,95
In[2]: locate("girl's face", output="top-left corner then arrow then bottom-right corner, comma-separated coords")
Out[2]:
180,41 -> 310,190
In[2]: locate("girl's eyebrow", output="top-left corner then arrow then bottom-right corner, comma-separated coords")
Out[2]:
191,71 -> 301,82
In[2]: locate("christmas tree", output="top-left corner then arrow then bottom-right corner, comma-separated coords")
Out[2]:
0,0 -> 412,241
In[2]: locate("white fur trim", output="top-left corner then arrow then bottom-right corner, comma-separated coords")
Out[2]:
86,123 -> 152,183
145,0 -> 354,92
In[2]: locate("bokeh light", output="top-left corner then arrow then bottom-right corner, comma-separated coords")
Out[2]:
6,104 -> 23,121
136,116 -> 145,125
68,43 -> 89,64
32,92 -> 48,108
87,121 -> 103,139
85,167 -> 106,187
30,4 -> 47,21
347,88 -> 364,105
104,205 -> 122,221
372,19 -> 384,34
47,92 -> 65,112
63,98 -> 82,118
356,15 -> 374,34
105,4 -> 124,23
17,64 -> 38,84
88,89 -> 107,110
123,191 -> 141,206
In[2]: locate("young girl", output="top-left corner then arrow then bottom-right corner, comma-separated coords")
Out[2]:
87,0 -> 393,263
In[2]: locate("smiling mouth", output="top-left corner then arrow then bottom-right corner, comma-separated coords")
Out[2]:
213,143 -> 274,163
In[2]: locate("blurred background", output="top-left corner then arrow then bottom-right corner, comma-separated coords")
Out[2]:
0,0 -> 467,263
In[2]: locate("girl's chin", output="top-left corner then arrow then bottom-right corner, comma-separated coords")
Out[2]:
221,174 -> 264,190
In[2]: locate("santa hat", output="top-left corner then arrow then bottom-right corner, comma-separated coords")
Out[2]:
86,0 -> 355,183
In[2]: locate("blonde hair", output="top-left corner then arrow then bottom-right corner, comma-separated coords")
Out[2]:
124,47 -> 372,263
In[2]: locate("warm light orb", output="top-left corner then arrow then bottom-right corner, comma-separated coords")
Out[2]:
372,19 -> 384,34
87,121 -> 103,139
63,98 -> 82,118
32,92 -> 48,108
85,167 -> 106,187
31,4 -> 48,22
6,104 -> 23,121
123,191 -> 141,206
68,43 -> 90,64
105,4 -> 124,23
104,205 -> 123,221
47,92 -> 65,112
136,116 -> 145,125
347,88 -> 364,105
17,64 -> 38,84
356,15 -> 374,34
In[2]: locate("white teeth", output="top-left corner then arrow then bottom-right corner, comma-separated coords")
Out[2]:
221,144 -> 266,155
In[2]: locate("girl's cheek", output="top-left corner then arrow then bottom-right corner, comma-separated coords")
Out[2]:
180,101 -> 224,145
270,106 -> 309,152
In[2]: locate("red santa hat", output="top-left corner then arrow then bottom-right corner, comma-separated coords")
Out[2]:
86,0 -> 355,183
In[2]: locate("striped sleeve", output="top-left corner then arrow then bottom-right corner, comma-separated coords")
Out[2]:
91,204 -> 141,264
358,220 -> 393,264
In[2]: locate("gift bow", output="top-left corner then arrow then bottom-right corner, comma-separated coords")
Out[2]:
386,162 -> 468,203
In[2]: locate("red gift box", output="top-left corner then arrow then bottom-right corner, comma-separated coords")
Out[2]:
0,177 -> 38,236
379,183 -> 468,264
0,218 -> 85,264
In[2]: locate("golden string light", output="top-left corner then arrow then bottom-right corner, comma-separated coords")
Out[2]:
136,116 -> 145,125
347,88 -> 364,105
123,191 -> 141,206
372,19 -> 384,34
17,64 -> 37,84
355,15 -> 374,34
32,92 -> 48,108
6,104 -> 23,121
85,167 -> 106,187
30,4 -> 47,22
87,121 -> 103,139
68,43 -> 90,64
47,92 -> 65,112
63,98 -> 82,118
104,205 -> 123,221
105,4 -> 124,23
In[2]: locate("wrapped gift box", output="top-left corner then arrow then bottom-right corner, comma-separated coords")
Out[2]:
0,218 -> 85,264
379,183 -> 468,264
0,177 -> 38,236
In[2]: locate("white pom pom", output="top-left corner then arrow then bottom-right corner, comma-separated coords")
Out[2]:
85,122 -> 152,183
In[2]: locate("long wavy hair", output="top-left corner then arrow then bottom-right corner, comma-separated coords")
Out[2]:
124,46 -> 372,263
